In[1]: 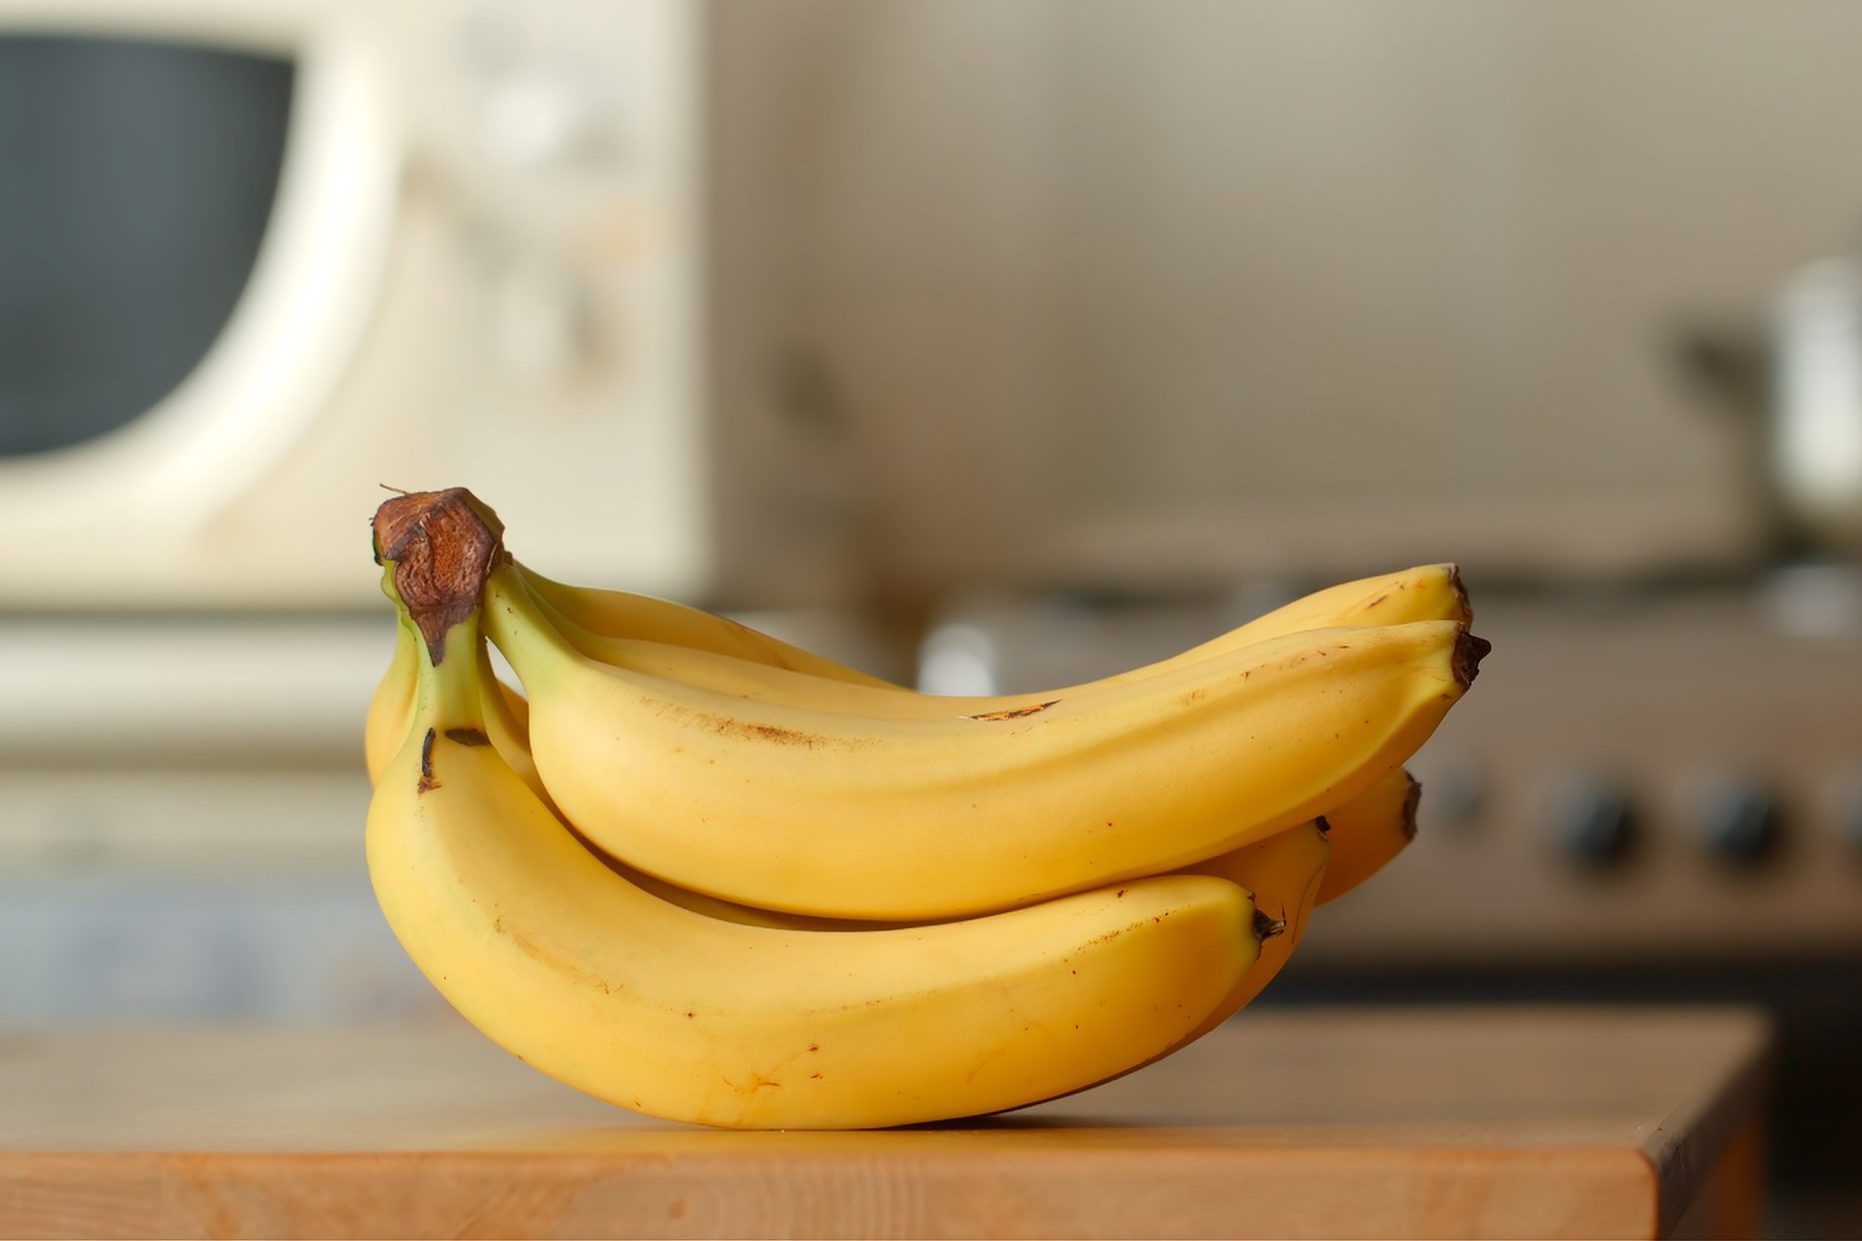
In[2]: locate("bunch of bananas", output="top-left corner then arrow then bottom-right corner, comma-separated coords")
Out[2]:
363,488 -> 1487,1129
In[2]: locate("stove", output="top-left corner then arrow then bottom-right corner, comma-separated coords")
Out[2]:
916,572 -> 1862,965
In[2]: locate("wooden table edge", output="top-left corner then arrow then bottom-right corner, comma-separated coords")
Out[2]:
0,1142 -> 1672,1240
1637,1006 -> 1774,1238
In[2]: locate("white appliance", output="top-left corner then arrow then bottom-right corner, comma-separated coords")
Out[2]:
0,0 -> 859,611
0,0 -> 883,1024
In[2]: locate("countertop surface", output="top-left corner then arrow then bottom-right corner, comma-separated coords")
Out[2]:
0,1005 -> 1769,1239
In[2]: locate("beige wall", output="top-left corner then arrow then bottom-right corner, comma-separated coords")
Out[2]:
716,1 -> 1862,593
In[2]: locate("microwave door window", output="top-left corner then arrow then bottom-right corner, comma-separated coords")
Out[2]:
0,35 -> 292,457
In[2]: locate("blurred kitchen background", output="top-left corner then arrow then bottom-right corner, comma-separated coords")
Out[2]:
3,0 -> 1861,1232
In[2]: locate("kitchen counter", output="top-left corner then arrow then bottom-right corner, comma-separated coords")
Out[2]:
0,1006 -> 1767,1239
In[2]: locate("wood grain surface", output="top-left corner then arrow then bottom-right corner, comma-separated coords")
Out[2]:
0,1005 -> 1769,1240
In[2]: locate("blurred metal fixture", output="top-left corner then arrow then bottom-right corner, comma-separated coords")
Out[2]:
1680,254 -> 1862,557
1773,258 -> 1862,550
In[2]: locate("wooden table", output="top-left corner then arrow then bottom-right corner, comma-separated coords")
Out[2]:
0,1006 -> 1768,1240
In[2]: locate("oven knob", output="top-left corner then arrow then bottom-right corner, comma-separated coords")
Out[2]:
1547,775 -> 1637,869
1691,776 -> 1784,867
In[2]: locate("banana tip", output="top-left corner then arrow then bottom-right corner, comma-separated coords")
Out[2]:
1453,630 -> 1492,688
1445,563 -> 1472,624
1253,910 -> 1287,942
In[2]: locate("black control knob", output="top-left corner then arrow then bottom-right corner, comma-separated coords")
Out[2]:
1547,776 -> 1637,870
1691,776 -> 1784,867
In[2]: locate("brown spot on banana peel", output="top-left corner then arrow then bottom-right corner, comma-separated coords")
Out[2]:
497,914 -> 611,993
416,728 -> 439,793
967,699 -> 1061,721
372,487 -> 506,664
704,714 -> 828,747
652,698 -> 842,749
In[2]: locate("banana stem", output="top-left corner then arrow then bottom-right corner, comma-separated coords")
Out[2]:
412,614 -> 492,739
371,487 -> 505,751
372,488 -> 506,665
514,573 -> 604,650
481,564 -> 587,685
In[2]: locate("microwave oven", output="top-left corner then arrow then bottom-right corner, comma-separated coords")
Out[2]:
0,0 -> 862,611
23,2 -> 1862,614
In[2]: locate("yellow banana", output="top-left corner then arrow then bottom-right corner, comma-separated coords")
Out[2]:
520,560 -> 1468,708
513,563 -> 1439,907
609,820 -> 1333,952
374,490 -> 1442,918
363,620 -> 419,784
611,800 -> 1334,952
521,566 -> 904,688
483,559 -> 1482,920
367,606 -> 1262,1129
1181,818 -> 1330,1043
366,626 -> 1369,944
1317,765 -> 1421,905
609,830 -> 1325,1106
1022,820 -> 1330,1107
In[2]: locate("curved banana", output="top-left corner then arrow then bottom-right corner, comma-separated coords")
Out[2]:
513,568 -> 1436,904
484,561 -> 1483,919
375,531 -> 1436,918
367,608 -> 1262,1129
1026,820 -> 1331,1107
1179,818 -> 1329,1044
1317,766 -> 1420,905
520,560 -> 1468,707
613,811 -> 1333,957
521,566 -> 904,688
367,634 -> 1376,940
526,581 -> 1462,724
